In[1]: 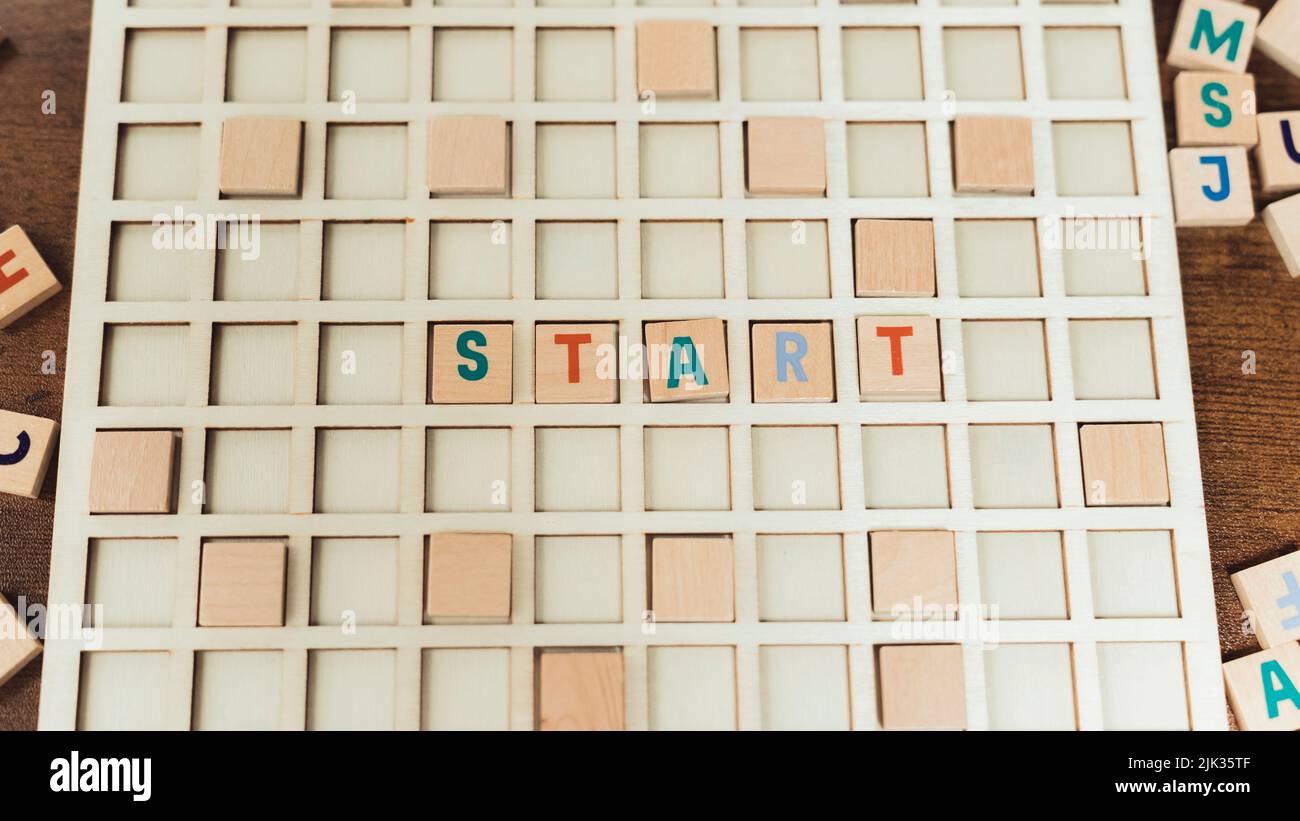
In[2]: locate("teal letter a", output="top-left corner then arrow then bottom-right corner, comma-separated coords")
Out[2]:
1261,660 -> 1300,720
667,335 -> 708,389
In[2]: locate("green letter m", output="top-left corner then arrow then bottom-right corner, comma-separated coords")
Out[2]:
1190,8 -> 1245,62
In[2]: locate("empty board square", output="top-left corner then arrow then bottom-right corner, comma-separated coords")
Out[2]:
330,28 -> 410,103
323,222 -> 405,300
962,320 -> 1050,401
434,29 -> 514,101
1079,423 -> 1169,506
854,219 -> 935,297
878,644 -> 966,730
430,222 -> 512,299
636,21 -> 716,99
537,650 -> 625,731
428,116 -> 510,196
123,28 -> 204,102
315,428 -> 401,513
870,530 -> 957,618
204,429 -> 289,514
751,322 -> 835,403
1223,643 -> 1300,731
747,220 -> 830,299
537,124 -> 616,198
211,324 -> 296,406
1170,146 -> 1255,227
1053,122 -> 1136,196
1062,220 -> 1148,295
535,222 -> 618,299
90,430 -> 177,514
757,534 -> 844,622
429,323 -> 513,404
952,117 -> 1034,194
856,316 -> 942,401
1168,0 -> 1259,72
642,221 -> 724,299
85,538 -> 176,628
1044,28 -> 1127,100
644,318 -> 730,402
648,646 -> 737,730
752,426 -> 841,511
759,645 -> 850,730
1257,112 -> 1300,193
310,538 -> 399,626
220,118 -> 303,197
649,536 -> 735,622
1089,531 -> 1179,619
983,644 -> 1077,730
425,533 -> 512,621
640,124 -> 721,198
100,324 -> 187,406
862,425 -> 950,509
944,28 -> 1024,100
846,123 -> 930,197
198,541 -> 287,627
955,220 -> 1041,297
969,425 -> 1059,508
192,651 -> 282,731
426,427 -> 511,512
643,426 -> 730,511
535,427 -> 621,511
1230,551 -> 1300,648
326,125 -> 408,199
842,28 -> 923,101
77,652 -> 169,730
976,532 -> 1068,619
215,222 -> 299,301
746,118 -> 826,196
115,125 -> 200,200
226,28 -> 307,102
108,222 -> 207,302
422,648 -> 511,731
1096,642 -> 1189,730
1068,319 -> 1156,400
537,28 -> 615,101
307,650 -> 396,730
1174,72 -> 1257,146
535,324 -> 619,402
740,28 -> 820,101
0,409 -> 58,499
535,535 -> 622,623
318,324 -> 403,405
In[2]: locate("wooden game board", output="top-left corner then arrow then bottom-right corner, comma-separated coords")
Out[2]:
38,0 -> 1227,730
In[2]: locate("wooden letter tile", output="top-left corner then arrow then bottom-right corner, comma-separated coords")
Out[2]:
636,21 -> 716,100
429,323 -> 513,404
1263,193 -> 1300,279
1231,551 -> 1300,649
89,430 -> 177,514
425,533 -> 512,620
0,225 -> 61,330
197,541 -> 287,627
427,116 -> 509,196
1223,643 -> 1300,731
535,322 -> 618,404
650,536 -> 735,623
1257,0 -> 1300,79
750,322 -> 835,403
1168,0 -> 1259,72
856,316 -> 941,401
538,650 -> 625,731
644,318 -> 730,403
0,592 -> 41,688
953,117 -> 1034,195
853,219 -> 936,297
1256,112 -> 1300,194
870,531 -> 958,618
1079,423 -> 1170,507
1173,72 -> 1258,146
746,118 -> 826,196
1169,146 -> 1255,227
878,644 -> 967,730
0,409 -> 58,499
218,117 -> 302,197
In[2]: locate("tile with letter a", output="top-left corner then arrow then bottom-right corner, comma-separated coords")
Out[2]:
1222,643 -> 1300,731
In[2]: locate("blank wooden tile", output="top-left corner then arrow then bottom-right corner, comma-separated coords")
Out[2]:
535,323 -> 618,403
1089,531 -> 1179,619
756,534 -> 844,622
89,430 -> 177,514
1044,27 -> 1127,100
854,219 -> 935,297
205,429 -> 290,514
977,531 -> 1068,619
0,409 -> 58,499
751,322 -> 835,403
1258,0 -> 1300,78
1174,72 -> 1257,146
644,318 -> 729,402
427,116 -> 509,196
1264,193 -> 1300,279
197,541 -> 287,627
1069,319 -> 1157,399
870,530 -> 957,618
954,220 -> 1040,297
962,320 -> 1050,401
425,427 -> 511,512
752,426 -> 841,511
861,425 -> 950,509
842,28 -> 923,101
1097,642 -> 1189,730
1231,551 -> 1300,649
636,20 -> 716,99
77,652 -> 169,730
969,424 -> 1059,509
953,116 -> 1034,194
747,220 -> 830,299
422,648 -> 511,731
639,124 -> 720,198
1168,0 -> 1258,72
192,650 -> 282,731
1256,112 -> 1300,194
644,426 -> 730,511
983,644 -> 1077,730
648,646 -> 737,730
535,427 -> 621,511
746,118 -> 825,196
740,28 -> 821,101
944,27 -> 1024,100
86,538 -> 176,628
538,650 -> 625,730
650,535 -> 735,622
759,645 -> 850,730
433,28 -> 513,101
856,315 -> 941,401
0,592 -> 41,688
429,323 -> 513,404
535,536 -> 622,623
846,123 -> 930,198
1223,643 -> 1300,731
1169,146 -> 1255,227
425,533 -> 512,621
310,537 -> 399,626
307,649 -> 395,730
1053,122 -> 1136,196
0,225 -> 61,329
1079,423 -> 1170,506
219,117 -> 302,196
878,644 -> 966,730
536,28 -> 615,102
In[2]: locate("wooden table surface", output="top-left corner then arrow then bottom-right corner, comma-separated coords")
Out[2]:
0,0 -> 1296,730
